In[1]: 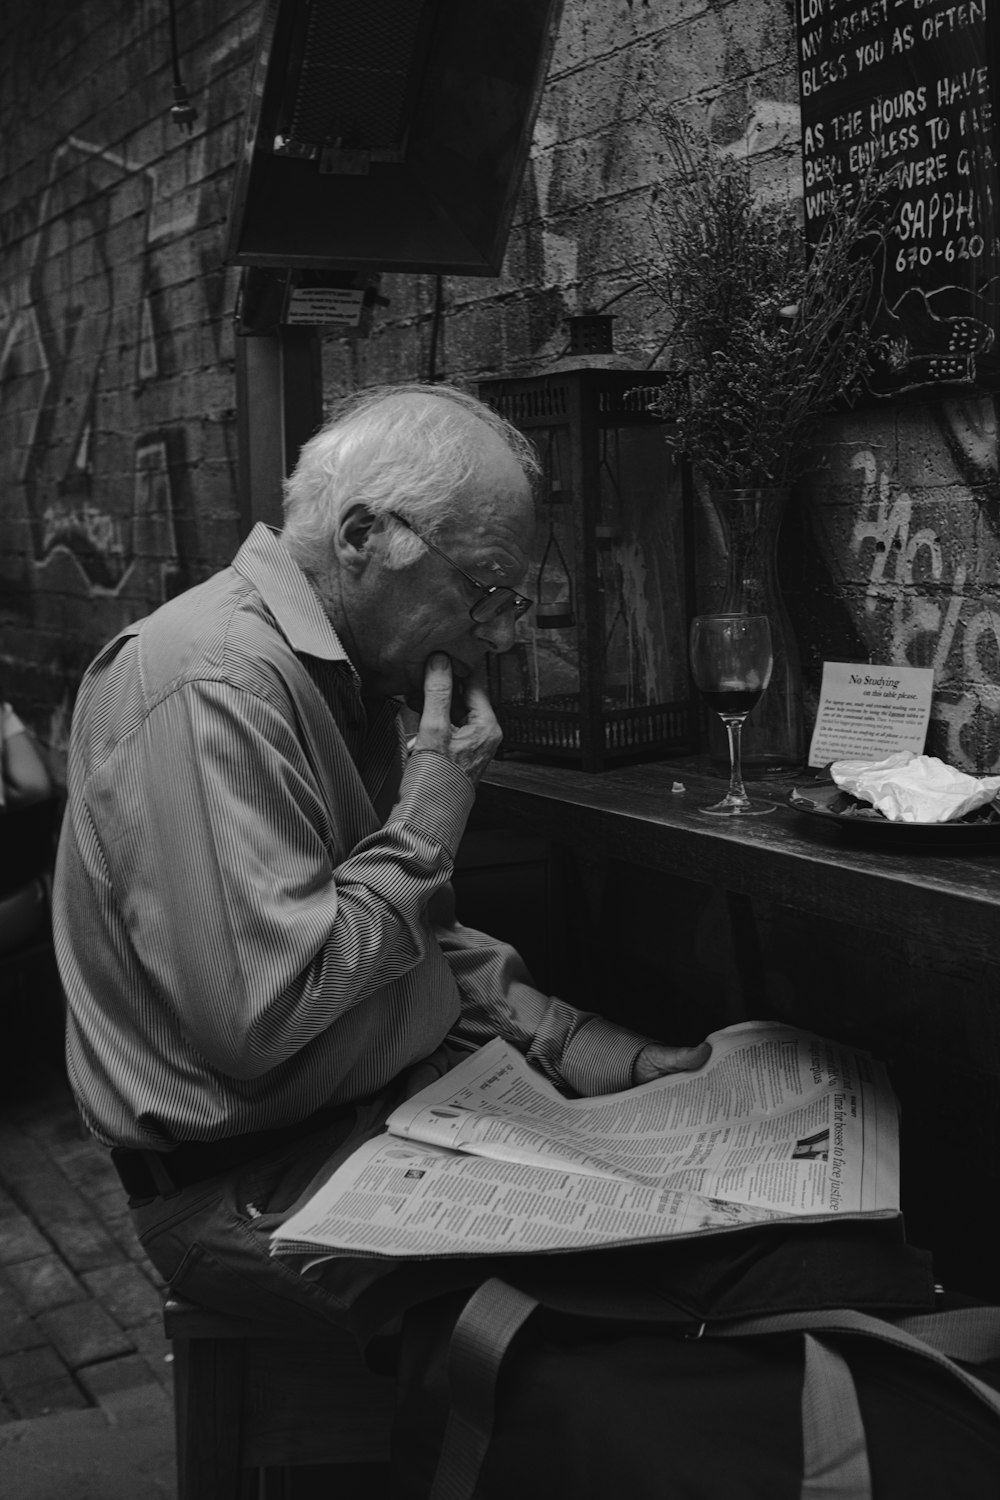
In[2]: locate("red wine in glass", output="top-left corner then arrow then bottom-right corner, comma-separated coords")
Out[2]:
689,613 -> 775,816
699,685 -> 765,719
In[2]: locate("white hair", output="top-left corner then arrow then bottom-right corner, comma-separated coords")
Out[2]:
282,382 -> 539,572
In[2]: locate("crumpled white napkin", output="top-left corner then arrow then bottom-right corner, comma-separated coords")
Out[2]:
830,751 -> 1000,823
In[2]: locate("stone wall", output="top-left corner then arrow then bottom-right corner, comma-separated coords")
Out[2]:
2,0 -> 999,777
0,0 -> 259,773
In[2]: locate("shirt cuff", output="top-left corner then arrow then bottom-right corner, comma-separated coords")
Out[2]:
392,749 -> 476,859
561,1017 -> 653,1096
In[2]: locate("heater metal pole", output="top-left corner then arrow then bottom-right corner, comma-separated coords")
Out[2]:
234,323 -> 323,537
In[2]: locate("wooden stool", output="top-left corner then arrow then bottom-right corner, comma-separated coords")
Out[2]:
164,1296 -> 396,1500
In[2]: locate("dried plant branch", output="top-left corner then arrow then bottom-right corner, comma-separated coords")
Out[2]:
639,110 -> 892,490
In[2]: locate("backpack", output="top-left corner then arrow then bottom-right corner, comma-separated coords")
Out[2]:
386,1228 -> 1000,1499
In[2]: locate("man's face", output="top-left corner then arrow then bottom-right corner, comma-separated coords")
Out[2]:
336,447 -> 535,705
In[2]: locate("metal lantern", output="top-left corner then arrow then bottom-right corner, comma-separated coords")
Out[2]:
479,364 -> 696,771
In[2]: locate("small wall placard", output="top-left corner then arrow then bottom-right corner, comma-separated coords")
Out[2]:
808,662 -> 934,767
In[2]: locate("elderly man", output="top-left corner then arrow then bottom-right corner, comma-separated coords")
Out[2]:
53,382 -> 708,1325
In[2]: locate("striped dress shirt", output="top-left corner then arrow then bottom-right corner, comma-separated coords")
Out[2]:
53,525 -> 648,1151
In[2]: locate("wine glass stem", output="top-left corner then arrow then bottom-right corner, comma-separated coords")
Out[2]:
723,714 -> 750,803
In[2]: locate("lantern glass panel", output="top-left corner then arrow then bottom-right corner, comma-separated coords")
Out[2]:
597,424 -> 691,711
481,370 -> 696,770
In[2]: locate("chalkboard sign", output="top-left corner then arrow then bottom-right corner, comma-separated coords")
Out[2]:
797,0 -> 1000,395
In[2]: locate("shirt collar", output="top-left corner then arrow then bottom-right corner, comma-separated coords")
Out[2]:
232,523 -> 353,666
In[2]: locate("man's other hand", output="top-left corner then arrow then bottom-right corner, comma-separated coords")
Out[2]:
412,654 -> 502,785
632,1040 -> 712,1086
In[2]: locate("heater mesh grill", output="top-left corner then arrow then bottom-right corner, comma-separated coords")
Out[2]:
288,0 -> 430,148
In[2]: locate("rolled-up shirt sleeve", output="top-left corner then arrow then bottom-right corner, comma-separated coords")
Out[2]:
436,918 -> 653,1095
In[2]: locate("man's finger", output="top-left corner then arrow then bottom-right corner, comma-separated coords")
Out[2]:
460,669 -> 494,721
669,1042 -> 712,1072
419,654 -> 454,729
633,1040 -> 712,1086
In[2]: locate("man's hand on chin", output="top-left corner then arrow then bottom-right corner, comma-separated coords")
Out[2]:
632,1040 -> 712,1086
410,654 -> 502,785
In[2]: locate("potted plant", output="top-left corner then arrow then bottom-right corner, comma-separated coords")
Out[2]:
640,111 -> 890,767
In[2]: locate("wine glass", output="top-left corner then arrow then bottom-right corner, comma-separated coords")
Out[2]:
689,613 -> 776,816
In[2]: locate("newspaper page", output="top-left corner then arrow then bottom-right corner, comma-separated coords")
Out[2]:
271,1021 -> 900,1264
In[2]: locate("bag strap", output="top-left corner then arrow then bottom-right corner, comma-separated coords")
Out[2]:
712,1304 -> 1000,1418
712,1305 -> 1000,1500
799,1333 -> 872,1499
428,1287 -> 1000,1500
895,1305 -> 1000,1364
429,1277 -> 540,1500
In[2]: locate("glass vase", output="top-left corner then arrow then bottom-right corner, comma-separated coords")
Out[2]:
707,487 -> 805,772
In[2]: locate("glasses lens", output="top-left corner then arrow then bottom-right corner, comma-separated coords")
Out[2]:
471,590 -> 531,624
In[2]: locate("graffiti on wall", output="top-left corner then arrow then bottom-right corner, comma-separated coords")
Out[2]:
11,136 -> 174,595
0,30 -> 251,615
844,396 -> 1000,769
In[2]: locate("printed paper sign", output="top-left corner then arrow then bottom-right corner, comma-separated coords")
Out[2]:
285,288 -> 365,326
808,662 -> 934,769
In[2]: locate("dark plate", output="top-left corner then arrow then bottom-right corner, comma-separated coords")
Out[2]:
788,783 -> 1000,847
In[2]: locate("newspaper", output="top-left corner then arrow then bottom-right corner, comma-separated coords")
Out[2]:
270,1021 -> 900,1266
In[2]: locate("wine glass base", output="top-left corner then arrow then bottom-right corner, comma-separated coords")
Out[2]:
697,797 -> 777,817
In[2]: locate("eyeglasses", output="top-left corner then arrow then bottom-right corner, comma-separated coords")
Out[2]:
388,512 -> 534,624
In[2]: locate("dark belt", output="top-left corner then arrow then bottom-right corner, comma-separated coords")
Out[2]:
109,1102 -> 356,1201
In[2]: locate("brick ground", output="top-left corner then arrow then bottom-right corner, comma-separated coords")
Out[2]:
0,1061 -> 175,1428
0,1058 -> 385,1499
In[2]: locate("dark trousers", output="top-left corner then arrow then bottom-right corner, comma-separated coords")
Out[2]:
129,1047 -> 468,1345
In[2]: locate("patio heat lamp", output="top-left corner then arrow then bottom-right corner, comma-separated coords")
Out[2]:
224,0 -> 565,531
